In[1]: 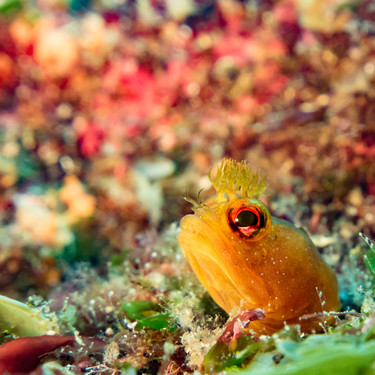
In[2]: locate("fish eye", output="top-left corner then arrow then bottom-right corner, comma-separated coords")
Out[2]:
235,209 -> 259,228
228,199 -> 270,239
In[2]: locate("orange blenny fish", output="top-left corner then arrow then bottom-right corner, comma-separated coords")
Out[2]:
178,159 -> 340,335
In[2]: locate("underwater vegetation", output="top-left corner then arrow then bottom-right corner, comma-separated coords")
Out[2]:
0,0 -> 375,373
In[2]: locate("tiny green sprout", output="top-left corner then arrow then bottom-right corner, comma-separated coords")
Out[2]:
360,233 -> 375,278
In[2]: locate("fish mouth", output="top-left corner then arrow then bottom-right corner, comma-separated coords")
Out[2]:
178,214 -> 265,314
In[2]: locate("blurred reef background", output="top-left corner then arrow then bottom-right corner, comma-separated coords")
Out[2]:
1,0 -> 375,373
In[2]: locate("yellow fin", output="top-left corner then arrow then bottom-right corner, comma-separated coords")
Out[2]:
209,158 -> 267,198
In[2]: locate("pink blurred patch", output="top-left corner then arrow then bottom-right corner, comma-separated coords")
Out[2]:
77,121 -> 104,158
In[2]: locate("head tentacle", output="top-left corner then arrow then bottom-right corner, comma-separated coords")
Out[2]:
209,158 -> 267,199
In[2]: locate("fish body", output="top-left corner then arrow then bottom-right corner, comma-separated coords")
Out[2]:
178,159 -> 339,334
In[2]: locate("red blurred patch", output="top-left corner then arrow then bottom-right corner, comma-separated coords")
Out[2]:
0,335 -> 76,374
77,121 -> 104,158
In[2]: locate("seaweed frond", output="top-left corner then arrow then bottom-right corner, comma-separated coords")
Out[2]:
209,159 -> 267,199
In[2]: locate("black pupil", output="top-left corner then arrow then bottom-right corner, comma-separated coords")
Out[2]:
235,210 -> 258,227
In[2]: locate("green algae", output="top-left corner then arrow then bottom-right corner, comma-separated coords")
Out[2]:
0,295 -> 57,337
202,325 -> 375,375
122,300 -> 176,331
234,333 -> 375,375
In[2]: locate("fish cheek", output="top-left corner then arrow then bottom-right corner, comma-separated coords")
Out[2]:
226,239 -> 270,307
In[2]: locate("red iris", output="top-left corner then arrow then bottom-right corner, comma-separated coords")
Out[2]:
228,199 -> 270,240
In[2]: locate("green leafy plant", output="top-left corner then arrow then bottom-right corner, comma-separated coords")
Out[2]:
122,300 -> 175,331
360,233 -> 375,278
